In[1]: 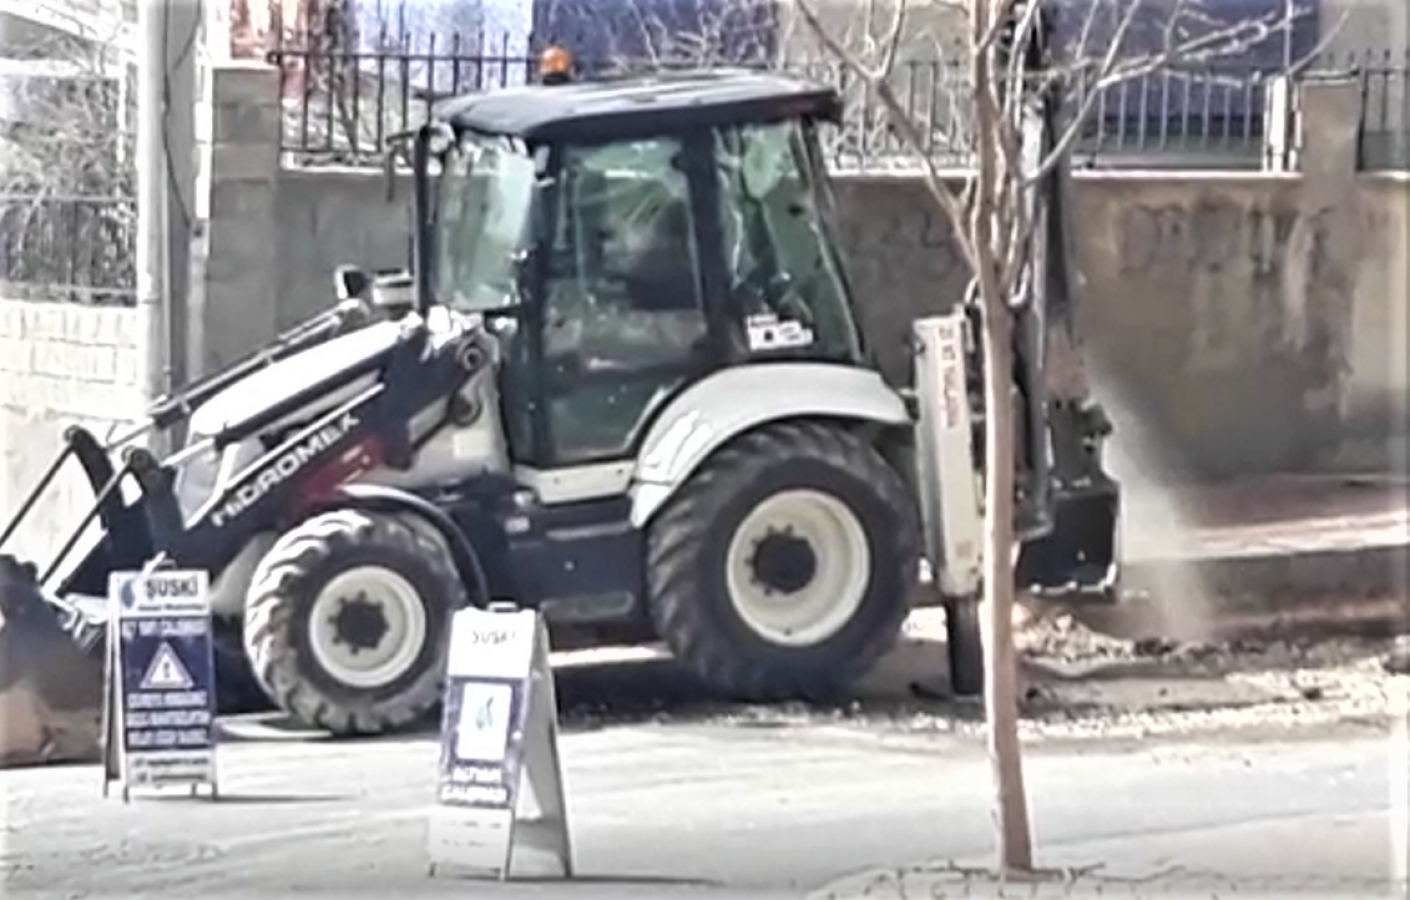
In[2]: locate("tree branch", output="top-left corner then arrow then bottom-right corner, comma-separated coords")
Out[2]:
795,0 -> 978,273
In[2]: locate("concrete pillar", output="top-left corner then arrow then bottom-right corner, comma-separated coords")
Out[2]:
193,61 -> 282,378
1262,75 -> 1295,173
1294,73 -> 1364,191
1289,74 -> 1366,467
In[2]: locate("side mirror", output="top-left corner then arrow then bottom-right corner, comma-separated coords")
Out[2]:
334,265 -> 372,302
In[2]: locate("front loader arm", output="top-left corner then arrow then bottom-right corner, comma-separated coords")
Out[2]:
172,322 -> 488,574
148,296 -> 375,433
46,319 -> 492,601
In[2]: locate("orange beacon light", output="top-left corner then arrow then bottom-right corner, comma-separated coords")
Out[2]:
539,46 -> 573,84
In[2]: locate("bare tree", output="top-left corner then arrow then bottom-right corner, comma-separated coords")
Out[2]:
0,14 -> 134,303
597,0 -> 786,70
795,0 -> 1326,877
594,0 -> 938,160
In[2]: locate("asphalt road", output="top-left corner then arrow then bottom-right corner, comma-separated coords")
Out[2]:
1,704 -> 1400,899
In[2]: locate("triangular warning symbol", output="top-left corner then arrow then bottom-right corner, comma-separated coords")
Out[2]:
140,642 -> 194,691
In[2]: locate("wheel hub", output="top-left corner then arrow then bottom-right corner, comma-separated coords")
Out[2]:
749,528 -> 818,596
328,592 -> 389,654
307,565 -> 429,691
723,488 -> 874,648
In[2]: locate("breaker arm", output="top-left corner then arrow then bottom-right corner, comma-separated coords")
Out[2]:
920,0 -> 1120,600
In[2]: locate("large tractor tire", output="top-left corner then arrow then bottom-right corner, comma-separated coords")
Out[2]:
243,510 -> 467,735
647,420 -> 919,700
0,556 -> 103,768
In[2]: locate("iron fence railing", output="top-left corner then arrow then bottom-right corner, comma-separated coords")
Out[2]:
270,32 -> 1310,171
262,6 -> 1398,172
0,194 -> 137,305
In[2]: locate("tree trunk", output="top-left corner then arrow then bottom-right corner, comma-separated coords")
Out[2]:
979,296 -> 1034,873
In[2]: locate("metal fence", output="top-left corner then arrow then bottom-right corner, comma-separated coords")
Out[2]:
0,194 -> 137,306
270,32 -> 1311,170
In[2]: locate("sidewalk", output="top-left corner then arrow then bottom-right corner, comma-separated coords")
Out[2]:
811,810 -> 1401,898
864,474 -> 1407,709
1123,474 -> 1409,560
1115,475 -> 1408,640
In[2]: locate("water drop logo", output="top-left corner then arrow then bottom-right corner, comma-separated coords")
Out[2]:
118,575 -> 143,611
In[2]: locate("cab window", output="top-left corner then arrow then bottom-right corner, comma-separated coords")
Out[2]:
713,121 -> 861,361
537,136 -> 710,465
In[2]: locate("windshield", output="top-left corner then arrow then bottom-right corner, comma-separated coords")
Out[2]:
436,132 -> 536,312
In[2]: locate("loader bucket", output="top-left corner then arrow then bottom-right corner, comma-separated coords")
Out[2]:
1016,482 -> 1121,601
0,557 -> 103,768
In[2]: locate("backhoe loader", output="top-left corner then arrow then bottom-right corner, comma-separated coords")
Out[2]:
0,7 -> 1119,764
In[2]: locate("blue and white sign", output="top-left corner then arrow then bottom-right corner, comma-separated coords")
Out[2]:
427,605 -> 571,880
437,675 -> 527,815
108,570 -> 218,796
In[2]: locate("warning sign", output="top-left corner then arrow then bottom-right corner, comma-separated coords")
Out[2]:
109,570 -> 218,795
140,642 -> 196,691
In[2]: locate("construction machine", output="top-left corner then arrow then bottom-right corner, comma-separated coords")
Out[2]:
0,10 -> 1119,762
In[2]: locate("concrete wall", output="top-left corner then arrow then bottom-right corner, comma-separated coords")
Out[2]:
1083,173 -> 1407,476
0,299 -> 144,562
835,171 -> 1409,477
197,65 -> 1407,483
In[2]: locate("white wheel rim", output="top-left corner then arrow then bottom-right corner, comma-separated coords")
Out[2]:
308,566 -> 429,690
724,489 -> 872,647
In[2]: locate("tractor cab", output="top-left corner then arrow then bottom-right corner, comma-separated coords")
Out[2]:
423,54 -> 868,468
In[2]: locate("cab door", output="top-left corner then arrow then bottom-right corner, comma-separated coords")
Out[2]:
522,134 -> 716,472
495,133 -> 721,620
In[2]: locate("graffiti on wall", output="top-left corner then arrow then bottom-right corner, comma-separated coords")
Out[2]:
1115,197 -> 1378,285
1111,195 -> 1383,383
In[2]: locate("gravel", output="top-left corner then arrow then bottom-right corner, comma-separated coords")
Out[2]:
1004,613 -> 1404,743
548,611 -> 1406,747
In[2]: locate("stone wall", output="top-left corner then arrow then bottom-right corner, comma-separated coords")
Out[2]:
0,300 -> 145,563
196,65 -> 1407,482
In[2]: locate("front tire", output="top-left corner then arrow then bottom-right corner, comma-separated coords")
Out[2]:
647,420 -> 919,700
243,510 -> 466,735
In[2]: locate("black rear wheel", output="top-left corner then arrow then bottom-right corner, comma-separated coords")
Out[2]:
945,594 -> 983,696
647,420 -> 919,700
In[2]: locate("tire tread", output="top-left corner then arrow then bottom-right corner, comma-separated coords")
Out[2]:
243,509 -> 464,735
647,420 -> 919,700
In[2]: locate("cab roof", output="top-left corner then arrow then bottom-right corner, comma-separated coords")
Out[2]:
434,69 -> 843,144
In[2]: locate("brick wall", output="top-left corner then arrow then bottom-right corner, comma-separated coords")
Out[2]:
0,298 -> 145,564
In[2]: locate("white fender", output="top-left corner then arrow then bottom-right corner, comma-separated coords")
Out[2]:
629,363 -> 910,528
